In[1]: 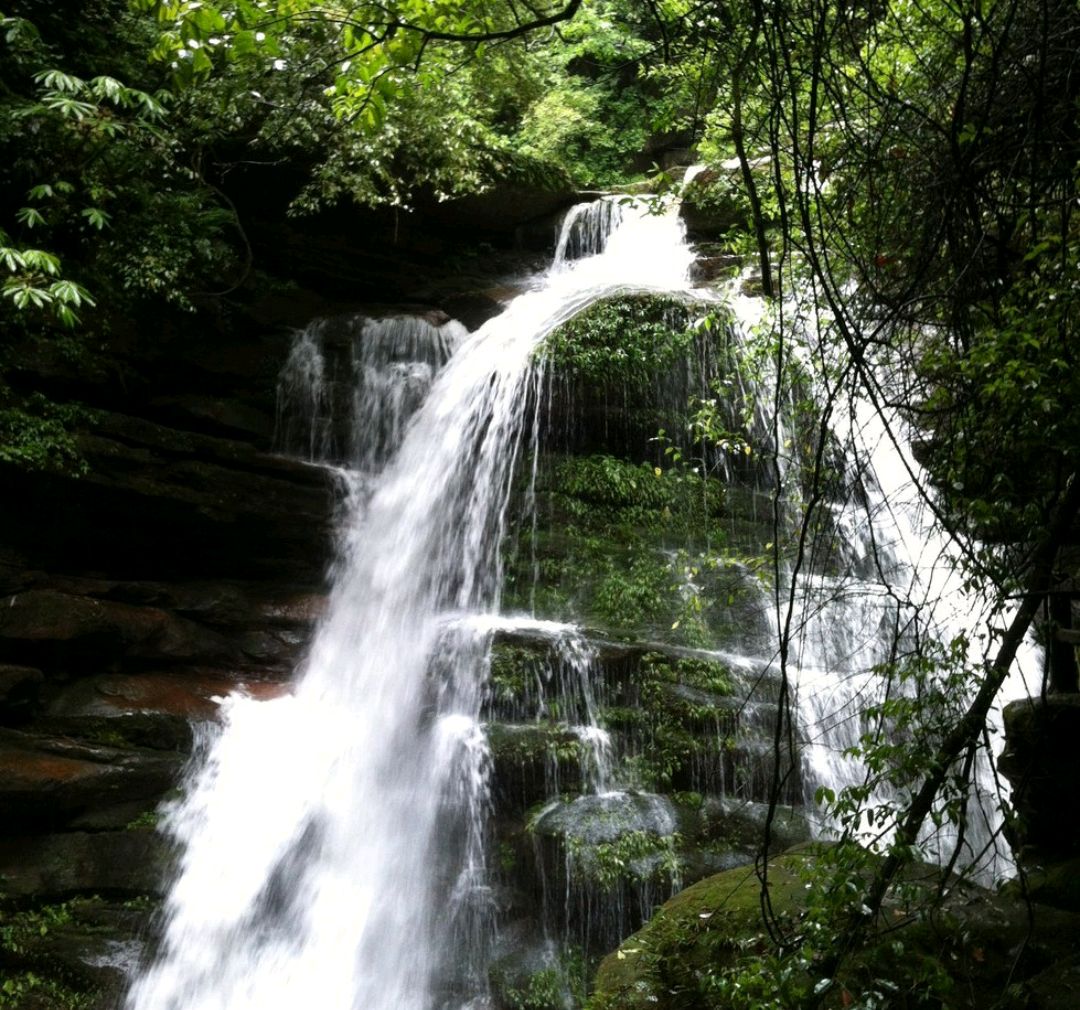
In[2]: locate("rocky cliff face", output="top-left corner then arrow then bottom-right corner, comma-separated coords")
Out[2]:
5,190 -> 1071,1010
0,295 -> 341,1008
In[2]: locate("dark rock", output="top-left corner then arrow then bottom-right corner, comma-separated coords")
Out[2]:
0,830 -> 171,898
0,664 -> 44,715
532,791 -> 692,848
487,722 -> 592,810
423,187 -> 600,238
699,796 -> 811,854
1001,854 -> 1080,916
147,394 -> 275,442
0,420 -> 336,581
689,253 -> 743,284
679,167 -> 751,241
46,670 -> 289,725
0,589 -> 234,667
438,291 -> 506,331
525,791 -> 694,953
1000,694 -> 1080,860
0,728 -> 183,828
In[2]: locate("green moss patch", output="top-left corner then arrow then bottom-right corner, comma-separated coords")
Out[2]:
539,296 -> 699,386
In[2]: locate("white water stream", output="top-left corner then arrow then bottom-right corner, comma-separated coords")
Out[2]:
126,199 -> 694,1010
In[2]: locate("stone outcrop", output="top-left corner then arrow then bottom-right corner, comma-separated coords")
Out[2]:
1000,694 -> 1080,864
0,293 -> 339,1008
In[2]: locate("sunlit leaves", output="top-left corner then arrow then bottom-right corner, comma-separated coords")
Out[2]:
0,12 -> 231,326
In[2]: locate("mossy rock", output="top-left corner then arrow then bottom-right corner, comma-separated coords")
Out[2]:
591,852 -> 811,1010
678,168 -> 755,243
486,641 -> 554,720
592,849 -> 1080,1010
488,942 -> 587,1010
534,294 -> 738,461
698,797 -> 811,855
1000,854 -> 1080,915
503,451 -> 776,652
539,295 -> 698,387
0,895 -> 157,1010
487,722 -> 592,809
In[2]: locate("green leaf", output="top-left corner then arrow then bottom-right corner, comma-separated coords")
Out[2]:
34,69 -> 84,93
90,75 -> 124,101
80,208 -> 111,230
191,46 -> 214,78
0,247 -> 27,271
15,206 -> 47,228
21,249 -> 61,275
42,94 -> 96,120
49,279 -> 95,307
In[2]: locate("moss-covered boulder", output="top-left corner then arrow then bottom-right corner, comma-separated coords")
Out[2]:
592,849 -> 1080,1010
592,851 -> 810,1010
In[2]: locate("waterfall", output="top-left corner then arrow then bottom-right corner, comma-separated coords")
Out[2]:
127,190 -> 1029,1010
274,313 -> 465,470
552,199 -> 624,265
126,196 -> 694,1010
720,287 -> 1036,878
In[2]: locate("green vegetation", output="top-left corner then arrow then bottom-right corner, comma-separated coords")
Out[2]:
540,296 -> 698,386
486,723 -> 585,768
587,845 -> 1080,1010
0,973 -> 95,1010
504,451 -> 771,648
604,653 -> 737,790
566,830 -> 683,890
0,408 -> 84,475
497,967 -> 568,1010
0,902 -> 75,955
0,901 -> 103,1010
490,950 -> 590,1010
1,1 -> 1077,1006
0,5 -> 239,329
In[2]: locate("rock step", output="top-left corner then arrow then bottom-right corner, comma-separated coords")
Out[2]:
0,728 -> 183,830
497,792 -> 811,954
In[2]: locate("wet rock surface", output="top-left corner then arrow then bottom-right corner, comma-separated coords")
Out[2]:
0,290 -> 342,1010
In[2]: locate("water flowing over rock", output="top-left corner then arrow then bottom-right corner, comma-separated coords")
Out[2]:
108,186 -> 1053,1010
276,312 -> 465,469
125,198 -> 697,1010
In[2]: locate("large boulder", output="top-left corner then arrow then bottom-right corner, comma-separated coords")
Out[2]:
0,829 -> 171,899
0,410 -> 336,583
0,589 -> 233,666
1000,694 -> 1080,861
593,850 -> 1080,1010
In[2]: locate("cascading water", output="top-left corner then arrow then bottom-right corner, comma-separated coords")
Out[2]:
275,313 -> 465,471
128,187 -> 1031,1010
126,197 -> 695,1010
719,287 -> 1038,877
